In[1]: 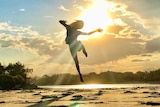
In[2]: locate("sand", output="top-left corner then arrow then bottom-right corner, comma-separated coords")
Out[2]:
0,85 -> 160,107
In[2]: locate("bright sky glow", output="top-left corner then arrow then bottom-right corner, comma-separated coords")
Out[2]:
78,0 -> 113,32
0,0 -> 160,76
77,0 -> 114,40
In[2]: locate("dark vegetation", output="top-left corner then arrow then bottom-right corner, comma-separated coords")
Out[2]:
32,69 -> 160,85
1,61 -> 160,89
0,62 -> 37,90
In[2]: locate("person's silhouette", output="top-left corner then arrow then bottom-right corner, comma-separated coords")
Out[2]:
59,20 -> 102,82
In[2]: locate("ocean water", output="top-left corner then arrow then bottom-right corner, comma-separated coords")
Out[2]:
39,84 -> 160,89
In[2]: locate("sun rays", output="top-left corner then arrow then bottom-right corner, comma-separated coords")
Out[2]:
55,0 -> 115,83
76,0 -> 114,40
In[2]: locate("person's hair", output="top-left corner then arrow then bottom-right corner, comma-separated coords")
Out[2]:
70,20 -> 84,29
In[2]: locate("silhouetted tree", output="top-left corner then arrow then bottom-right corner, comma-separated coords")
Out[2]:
0,63 -> 5,74
33,69 -> 160,85
6,62 -> 33,81
0,62 -> 35,90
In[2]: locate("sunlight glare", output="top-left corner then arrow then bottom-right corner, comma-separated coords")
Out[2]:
77,0 -> 114,40
77,84 -> 107,89
78,0 -> 113,31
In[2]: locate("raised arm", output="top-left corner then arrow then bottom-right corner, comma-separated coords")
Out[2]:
80,28 -> 102,35
59,20 -> 69,28
88,28 -> 102,35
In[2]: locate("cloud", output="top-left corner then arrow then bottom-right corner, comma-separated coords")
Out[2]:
80,34 -> 145,65
93,52 -> 160,73
0,22 -> 39,36
106,25 -> 126,34
76,6 -> 84,11
0,22 -> 73,67
141,54 -> 152,57
58,5 -> 70,12
112,0 -> 159,35
44,16 -> 54,19
0,33 -> 69,66
106,1 -> 153,36
84,0 -> 94,1
0,22 -> 63,58
131,59 -> 150,62
21,36 -> 62,56
146,36 -> 160,52
122,0 -> 160,18
19,8 -> 26,12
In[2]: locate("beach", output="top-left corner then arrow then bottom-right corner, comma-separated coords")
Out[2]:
0,84 -> 160,107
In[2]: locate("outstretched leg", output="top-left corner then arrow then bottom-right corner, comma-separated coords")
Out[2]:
82,48 -> 88,57
73,55 -> 84,82
69,46 -> 84,82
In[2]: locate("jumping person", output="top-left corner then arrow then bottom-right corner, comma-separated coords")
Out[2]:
59,20 -> 102,82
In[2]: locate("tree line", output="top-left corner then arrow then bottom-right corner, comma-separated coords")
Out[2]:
1,61 -> 160,89
0,62 -> 37,90
32,69 -> 160,85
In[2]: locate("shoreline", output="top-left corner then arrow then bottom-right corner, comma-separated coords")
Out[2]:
38,83 -> 160,89
0,84 -> 160,107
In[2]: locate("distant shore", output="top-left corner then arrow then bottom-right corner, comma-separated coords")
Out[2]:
32,69 -> 160,85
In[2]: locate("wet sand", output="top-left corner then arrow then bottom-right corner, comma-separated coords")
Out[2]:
0,85 -> 160,107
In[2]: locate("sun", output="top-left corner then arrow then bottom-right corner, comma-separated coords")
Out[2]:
77,0 -> 114,40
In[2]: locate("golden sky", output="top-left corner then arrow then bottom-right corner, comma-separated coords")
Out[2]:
0,0 -> 160,76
